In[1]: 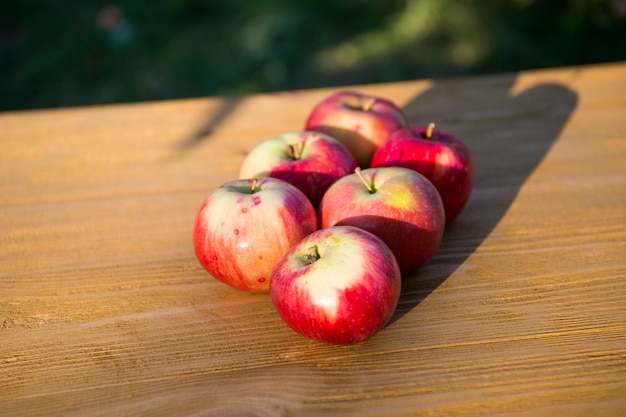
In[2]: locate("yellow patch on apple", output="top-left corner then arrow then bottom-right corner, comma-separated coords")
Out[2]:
381,182 -> 417,210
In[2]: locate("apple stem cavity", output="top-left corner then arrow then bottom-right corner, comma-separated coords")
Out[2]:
362,97 -> 376,112
302,245 -> 321,265
425,122 -> 436,139
355,167 -> 376,194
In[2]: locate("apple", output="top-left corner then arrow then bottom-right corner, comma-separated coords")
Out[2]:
319,167 -> 445,275
239,131 -> 358,208
193,177 -> 318,293
371,123 -> 474,225
304,91 -> 408,168
270,225 -> 401,345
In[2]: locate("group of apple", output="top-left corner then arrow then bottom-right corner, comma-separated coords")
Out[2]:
193,90 -> 474,345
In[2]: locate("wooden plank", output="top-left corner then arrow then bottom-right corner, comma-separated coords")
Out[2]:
1,62 -> 625,416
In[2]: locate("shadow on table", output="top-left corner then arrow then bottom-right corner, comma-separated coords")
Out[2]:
176,97 -> 243,150
388,75 -> 578,325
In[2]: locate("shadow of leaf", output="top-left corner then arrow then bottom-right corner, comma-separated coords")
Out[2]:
177,96 -> 243,150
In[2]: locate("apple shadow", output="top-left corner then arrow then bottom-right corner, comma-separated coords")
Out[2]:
333,215 -> 443,276
387,75 -> 579,325
305,125 -> 383,169
262,170 -> 356,210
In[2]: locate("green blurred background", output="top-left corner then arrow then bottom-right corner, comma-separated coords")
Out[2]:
2,0 -> 626,111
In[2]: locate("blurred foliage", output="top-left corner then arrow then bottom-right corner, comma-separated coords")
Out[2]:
2,0 -> 626,110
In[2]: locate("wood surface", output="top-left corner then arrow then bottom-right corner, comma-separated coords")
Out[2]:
1,62 -> 625,416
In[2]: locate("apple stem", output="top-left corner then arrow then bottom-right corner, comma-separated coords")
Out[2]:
426,122 -> 435,139
286,141 -> 304,160
302,245 -> 320,265
250,178 -> 259,193
362,98 -> 376,112
354,167 -> 375,193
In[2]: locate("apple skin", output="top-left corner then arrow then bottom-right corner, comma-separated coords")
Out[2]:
319,167 -> 445,275
304,91 -> 408,168
371,126 -> 475,225
270,225 -> 401,345
193,177 -> 318,293
239,131 -> 358,208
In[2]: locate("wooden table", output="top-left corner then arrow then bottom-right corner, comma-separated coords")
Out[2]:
1,62 -> 625,416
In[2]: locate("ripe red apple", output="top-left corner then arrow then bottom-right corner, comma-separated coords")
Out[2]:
371,123 -> 475,225
239,131 -> 358,208
270,225 -> 401,345
304,91 -> 408,168
320,167 -> 445,275
193,177 -> 318,293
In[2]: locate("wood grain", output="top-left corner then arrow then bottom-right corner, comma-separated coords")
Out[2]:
1,62 -> 625,416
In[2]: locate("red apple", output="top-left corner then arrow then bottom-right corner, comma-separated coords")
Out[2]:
320,167 -> 445,275
193,177 -> 318,293
270,225 -> 401,345
239,131 -> 358,208
304,91 -> 408,168
371,123 -> 474,225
